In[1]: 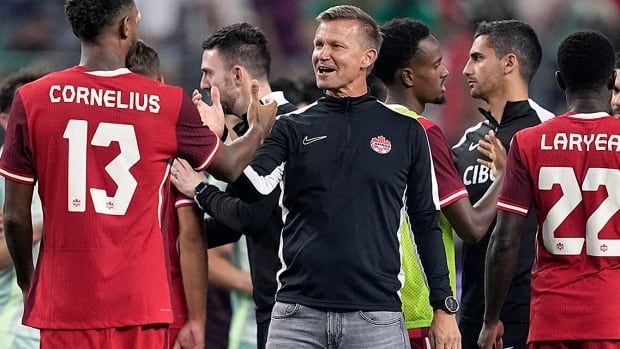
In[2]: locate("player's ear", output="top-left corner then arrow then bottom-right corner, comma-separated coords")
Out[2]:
119,15 -> 131,40
503,53 -> 517,76
555,71 -> 566,91
232,65 -> 244,86
400,68 -> 415,88
607,70 -> 617,91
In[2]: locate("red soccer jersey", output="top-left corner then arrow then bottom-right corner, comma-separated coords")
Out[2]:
498,112 -> 620,341
416,116 -> 469,208
0,66 -> 220,329
164,189 -> 196,331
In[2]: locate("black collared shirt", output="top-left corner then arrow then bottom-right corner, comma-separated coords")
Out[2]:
452,100 -> 549,324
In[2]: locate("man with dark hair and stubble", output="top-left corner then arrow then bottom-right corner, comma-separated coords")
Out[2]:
478,30 -> 620,349
452,20 -> 554,349
174,5 -> 458,348
373,18 -> 508,349
612,53 -> 620,117
169,22 -> 296,349
0,0 -> 276,347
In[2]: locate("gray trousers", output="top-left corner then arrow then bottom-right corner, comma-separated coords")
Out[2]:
266,301 -> 411,349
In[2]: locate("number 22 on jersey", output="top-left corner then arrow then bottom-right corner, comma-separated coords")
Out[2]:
540,166 -> 620,256
63,119 -> 140,216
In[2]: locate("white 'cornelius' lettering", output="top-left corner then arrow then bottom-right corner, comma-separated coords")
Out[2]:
48,84 -> 161,114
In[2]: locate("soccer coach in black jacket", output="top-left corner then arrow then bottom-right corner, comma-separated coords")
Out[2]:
174,6 -> 459,349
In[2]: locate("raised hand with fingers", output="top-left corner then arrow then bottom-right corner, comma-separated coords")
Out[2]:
246,79 -> 277,139
193,87 -> 225,138
476,130 -> 506,178
477,320 -> 504,349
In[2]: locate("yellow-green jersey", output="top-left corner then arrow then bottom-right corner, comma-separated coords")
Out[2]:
388,104 -> 467,331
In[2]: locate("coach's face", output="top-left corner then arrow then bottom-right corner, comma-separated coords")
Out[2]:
612,69 -> 620,117
312,19 -> 377,97
463,35 -> 504,102
200,48 -> 240,116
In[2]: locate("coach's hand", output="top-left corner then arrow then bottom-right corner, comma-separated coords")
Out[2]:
246,79 -> 277,139
429,310 -> 461,349
477,320 -> 504,349
170,158 -> 205,198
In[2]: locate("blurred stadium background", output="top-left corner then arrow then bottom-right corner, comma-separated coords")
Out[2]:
1,0 -> 618,144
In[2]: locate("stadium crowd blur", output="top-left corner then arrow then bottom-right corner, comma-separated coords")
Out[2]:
1,0 -> 619,144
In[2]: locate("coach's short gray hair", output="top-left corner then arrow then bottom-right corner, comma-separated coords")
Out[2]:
316,5 -> 383,51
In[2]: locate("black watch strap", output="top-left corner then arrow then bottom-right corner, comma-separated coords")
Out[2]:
193,182 -> 210,209
431,296 -> 459,314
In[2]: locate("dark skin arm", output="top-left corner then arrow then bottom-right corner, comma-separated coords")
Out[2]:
206,81 -> 277,183
477,211 -> 526,349
3,181 -> 35,299
174,205 -> 208,349
446,131 -> 506,243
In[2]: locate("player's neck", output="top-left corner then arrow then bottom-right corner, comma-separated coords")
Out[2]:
385,89 -> 424,114
565,89 -> 613,114
487,81 -> 528,123
79,41 -> 126,71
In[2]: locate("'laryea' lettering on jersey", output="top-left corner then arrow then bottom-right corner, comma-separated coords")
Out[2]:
540,132 -> 620,152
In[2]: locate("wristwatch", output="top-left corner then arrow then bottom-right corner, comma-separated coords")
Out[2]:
194,182 -> 209,197
193,182 -> 209,209
431,296 -> 459,315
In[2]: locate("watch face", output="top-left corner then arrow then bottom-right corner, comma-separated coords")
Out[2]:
445,296 -> 459,313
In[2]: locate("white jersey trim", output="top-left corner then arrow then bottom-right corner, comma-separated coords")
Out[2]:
243,162 -> 285,195
195,136 -> 222,171
439,189 -> 469,208
528,99 -> 555,122
497,201 -> 529,215
452,121 -> 487,149
0,167 -> 35,184
157,162 -> 172,228
568,112 -> 610,120
83,68 -> 132,77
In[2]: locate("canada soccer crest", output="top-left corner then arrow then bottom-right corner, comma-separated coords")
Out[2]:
370,135 -> 392,154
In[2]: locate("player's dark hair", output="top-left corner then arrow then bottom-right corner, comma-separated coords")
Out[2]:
475,20 -> 542,83
126,40 -> 160,79
202,22 -> 271,79
372,18 -> 430,86
65,0 -> 134,40
367,73 -> 387,101
615,52 -> 620,69
0,68 -> 47,112
557,31 -> 615,90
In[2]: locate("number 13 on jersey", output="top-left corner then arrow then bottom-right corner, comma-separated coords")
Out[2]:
63,119 -> 140,216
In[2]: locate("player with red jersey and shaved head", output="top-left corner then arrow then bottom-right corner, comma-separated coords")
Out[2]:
0,0 -> 276,348
479,30 -> 620,349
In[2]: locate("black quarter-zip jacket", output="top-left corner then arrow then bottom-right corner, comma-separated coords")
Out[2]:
234,93 -> 453,311
452,100 -> 550,324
